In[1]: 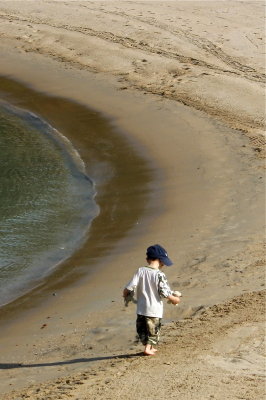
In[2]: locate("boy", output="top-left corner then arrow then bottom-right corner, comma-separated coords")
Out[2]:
123,244 -> 180,356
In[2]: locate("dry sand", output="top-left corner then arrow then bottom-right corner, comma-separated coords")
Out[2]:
0,1 -> 265,399
3,290 -> 266,400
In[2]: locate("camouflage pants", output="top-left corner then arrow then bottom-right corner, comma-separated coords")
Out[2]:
136,314 -> 161,346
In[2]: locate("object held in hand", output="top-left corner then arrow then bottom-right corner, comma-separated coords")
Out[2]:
167,290 -> 182,305
124,290 -> 137,307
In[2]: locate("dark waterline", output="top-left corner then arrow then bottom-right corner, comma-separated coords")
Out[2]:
0,76 -> 153,313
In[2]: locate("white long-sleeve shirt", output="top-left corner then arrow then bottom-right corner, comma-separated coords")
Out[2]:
125,266 -> 172,318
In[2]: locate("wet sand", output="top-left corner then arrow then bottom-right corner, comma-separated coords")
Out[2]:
0,1 -> 265,399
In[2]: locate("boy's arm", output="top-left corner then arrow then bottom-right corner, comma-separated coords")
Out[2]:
158,272 -> 181,305
158,271 -> 172,298
123,270 -> 139,297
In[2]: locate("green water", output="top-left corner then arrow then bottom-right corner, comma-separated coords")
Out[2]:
0,102 -> 98,305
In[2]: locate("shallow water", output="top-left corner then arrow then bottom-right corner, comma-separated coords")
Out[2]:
0,102 -> 98,305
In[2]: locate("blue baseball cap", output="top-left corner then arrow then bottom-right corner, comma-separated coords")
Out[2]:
146,244 -> 173,266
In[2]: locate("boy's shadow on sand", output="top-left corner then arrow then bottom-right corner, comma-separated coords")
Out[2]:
0,353 -> 143,369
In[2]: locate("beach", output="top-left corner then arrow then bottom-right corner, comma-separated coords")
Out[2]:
0,1 -> 265,399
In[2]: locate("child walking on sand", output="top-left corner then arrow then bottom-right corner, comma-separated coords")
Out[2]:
123,244 -> 180,356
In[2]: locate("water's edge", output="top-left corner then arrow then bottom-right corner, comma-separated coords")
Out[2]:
0,100 -> 100,305
0,76 -> 153,311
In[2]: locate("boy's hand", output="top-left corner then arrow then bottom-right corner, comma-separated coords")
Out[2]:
167,292 -> 181,305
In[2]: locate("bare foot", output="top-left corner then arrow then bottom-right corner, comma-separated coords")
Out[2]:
151,347 -> 158,352
144,344 -> 157,356
143,349 -> 156,356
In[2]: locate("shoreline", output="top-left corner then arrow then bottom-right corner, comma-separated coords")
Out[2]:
0,1 -> 264,398
0,75 -> 154,312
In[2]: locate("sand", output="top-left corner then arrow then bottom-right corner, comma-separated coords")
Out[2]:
3,291 -> 265,400
0,1 -> 265,399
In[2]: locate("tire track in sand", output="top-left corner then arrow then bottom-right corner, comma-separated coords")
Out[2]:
0,10 -> 265,84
